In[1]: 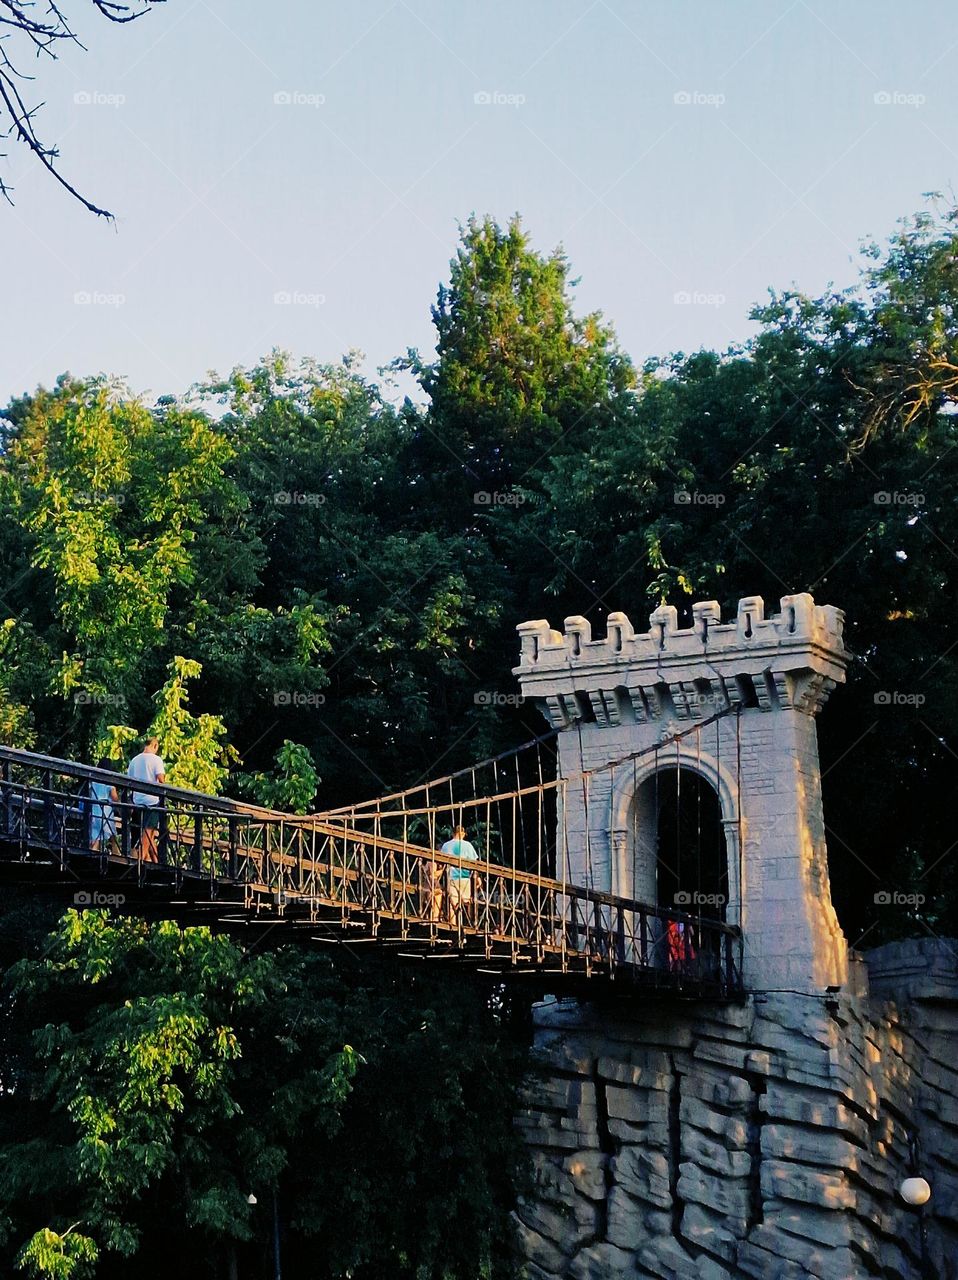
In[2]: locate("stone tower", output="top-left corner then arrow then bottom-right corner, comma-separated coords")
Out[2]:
513,593 -> 849,994
511,595 -> 958,1280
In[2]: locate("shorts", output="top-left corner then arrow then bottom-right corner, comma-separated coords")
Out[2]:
138,806 -> 160,830
447,876 -> 472,907
91,806 -> 117,844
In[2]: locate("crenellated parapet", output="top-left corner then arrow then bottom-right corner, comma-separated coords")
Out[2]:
514,593 -> 849,730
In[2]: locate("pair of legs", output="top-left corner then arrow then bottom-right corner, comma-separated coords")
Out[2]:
90,813 -> 119,855
422,868 -> 475,926
134,807 -> 160,863
446,876 -> 473,926
425,863 -> 444,921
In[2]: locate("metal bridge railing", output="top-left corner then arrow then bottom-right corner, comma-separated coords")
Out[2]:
0,746 -> 743,994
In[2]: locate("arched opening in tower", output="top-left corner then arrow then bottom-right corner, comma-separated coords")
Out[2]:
628,768 -> 728,920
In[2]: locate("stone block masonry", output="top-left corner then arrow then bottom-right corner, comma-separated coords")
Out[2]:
514,940 -> 958,1279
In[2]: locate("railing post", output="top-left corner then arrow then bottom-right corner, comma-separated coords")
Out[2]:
258,817 -> 267,889
42,769 -> 56,850
157,799 -> 169,867
482,863 -> 491,958
373,816 -> 382,925
0,760 -> 11,839
228,816 -> 239,880
192,812 -> 203,874
119,785 -> 131,860
328,830 -> 338,904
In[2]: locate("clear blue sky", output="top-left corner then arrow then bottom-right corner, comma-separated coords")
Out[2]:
2,0 -> 955,407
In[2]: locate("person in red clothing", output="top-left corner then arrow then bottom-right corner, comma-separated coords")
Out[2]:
667,919 -> 696,973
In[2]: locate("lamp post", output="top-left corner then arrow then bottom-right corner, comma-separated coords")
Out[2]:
899,1132 -> 933,1279
246,1190 -> 282,1280
272,1189 -> 283,1280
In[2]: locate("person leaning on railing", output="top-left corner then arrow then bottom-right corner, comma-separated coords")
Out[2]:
667,917 -> 697,975
128,736 -> 166,865
89,758 -> 120,855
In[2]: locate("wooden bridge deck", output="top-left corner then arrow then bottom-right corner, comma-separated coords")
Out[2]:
0,746 -> 743,998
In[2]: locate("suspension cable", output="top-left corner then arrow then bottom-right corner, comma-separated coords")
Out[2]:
317,725 -> 561,816
317,708 -> 739,870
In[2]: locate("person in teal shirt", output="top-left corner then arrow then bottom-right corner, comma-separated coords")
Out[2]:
440,825 -> 480,924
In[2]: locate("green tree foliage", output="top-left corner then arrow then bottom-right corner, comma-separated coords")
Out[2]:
192,351 -> 508,795
514,211 -> 958,943
94,657 -> 238,795
143,656 -> 238,793
3,912 -> 273,1274
2,209 -> 957,931
9,379 -> 239,699
854,200 -> 958,440
17,1228 -> 98,1280
401,214 -> 636,501
0,373 -> 333,782
0,911 -> 526,1280
0,620 -> 36,748
2,201 -> 958,1275
238,739 -> 319,813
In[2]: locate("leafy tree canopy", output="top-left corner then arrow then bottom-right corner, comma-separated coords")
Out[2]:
0,907 -> 526,1280
2,201 -> 958,1276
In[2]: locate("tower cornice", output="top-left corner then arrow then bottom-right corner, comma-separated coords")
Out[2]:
514,593 -> 849,728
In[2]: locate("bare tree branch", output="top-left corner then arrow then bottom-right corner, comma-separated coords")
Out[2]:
0,0 -> 165,218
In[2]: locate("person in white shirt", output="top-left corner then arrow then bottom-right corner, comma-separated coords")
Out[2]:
127,736 -> 166,863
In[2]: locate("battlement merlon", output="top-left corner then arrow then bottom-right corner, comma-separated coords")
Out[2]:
513,593 -> 849,725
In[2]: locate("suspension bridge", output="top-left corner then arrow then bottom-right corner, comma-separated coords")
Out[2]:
0,710 -> 743,998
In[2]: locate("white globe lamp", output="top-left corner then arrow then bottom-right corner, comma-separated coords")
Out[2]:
900,1176 -> 931,1207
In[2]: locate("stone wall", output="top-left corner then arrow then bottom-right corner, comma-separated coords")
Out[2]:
514,939 -> 958,1280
